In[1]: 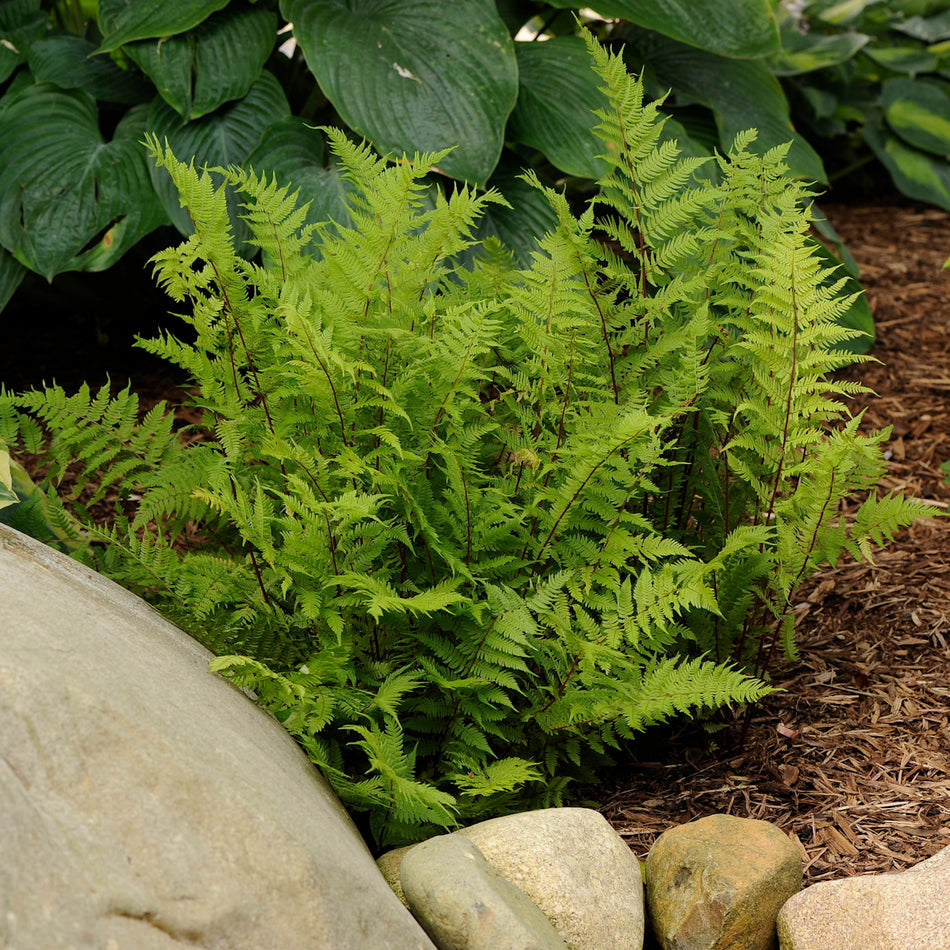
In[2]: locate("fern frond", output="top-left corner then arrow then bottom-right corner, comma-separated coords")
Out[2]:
622,655 -> 772,731
6,48 -> 930,848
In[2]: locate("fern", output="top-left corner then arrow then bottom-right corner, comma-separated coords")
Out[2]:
0,38 -> 937,847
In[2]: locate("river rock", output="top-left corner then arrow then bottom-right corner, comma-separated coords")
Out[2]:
777,843 -> 950,949
0,523 -> 435,950
457,807 -> 645,950
400,834 -> 570,950
646,813 -> 802,950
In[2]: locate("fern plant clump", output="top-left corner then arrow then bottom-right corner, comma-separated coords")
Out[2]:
0,39 -> 933,846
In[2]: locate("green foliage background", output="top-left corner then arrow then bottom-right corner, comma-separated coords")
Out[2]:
1,0 -> 949,346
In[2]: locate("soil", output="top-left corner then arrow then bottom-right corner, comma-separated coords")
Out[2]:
3,199 -> 949,887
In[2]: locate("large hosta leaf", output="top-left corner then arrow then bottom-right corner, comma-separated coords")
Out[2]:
468,157 -> 558,269
97,0 -> 229,52
864,121 -> 950,211
863,45 -> 940,75
122,2 -> 277,119
282,0 -> 518,186
895,10 -> 950,43
147,71 -> 290,244
549,0 -> 779,58
0,44 -> 18,85
245,117 -> 354,252
0,0 -> 47,82
768,27 -> 869,75
0,85 -> 168,280
620,28 -> 827,183
508,37 -> 610,180
27,34 -> 153,102
0,246 -> 27,312
881,77 -> 950,157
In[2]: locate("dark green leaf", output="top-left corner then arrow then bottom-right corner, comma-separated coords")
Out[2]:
808,238 -> 873,356
768,27 -> 869,75
620,29 -> 827,183
124,2 -> 277,119
0,0 -> 43,34
146,71 -> 291,242
469,156 -> 558,268
244,117 -> 355,253
0,0 -> 46,80
895,10 -> 950,43
863,44 -> 940,74
27,34 -> 154,103
816,0 -> 884,27
0,246 -> 27,312
0,0 -> 45,46
864,120 -> 950,210
508,37 -> 610,180
551,0 -> 780,57
881,77 -> 950,156
0,44 -> 20,84
0,70 -> 34,118
799,85 -> 843,123
97,0 -> 229,51
282,0 -> 519,186
0,86 -> 168,279
128,35 -> 193,119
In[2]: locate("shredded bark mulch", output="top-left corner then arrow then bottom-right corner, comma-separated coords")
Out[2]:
597,200 -> 950,885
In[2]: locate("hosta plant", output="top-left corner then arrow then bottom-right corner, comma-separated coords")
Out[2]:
0,39 -> 932,847
0,0 -> 786,312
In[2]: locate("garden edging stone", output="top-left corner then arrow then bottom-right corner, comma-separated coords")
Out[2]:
646,813 -> 803,950
400,834 -> 571,950
380,807 -> 645,950
382,812 -> 950,950
777,843 -> 950,949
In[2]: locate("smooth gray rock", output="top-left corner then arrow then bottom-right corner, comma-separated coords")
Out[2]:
777,844 -> 950,950
646,814 -> 802,950
0,524 -> 435,950
457,808 -> 645,950
400,834 -> 570,950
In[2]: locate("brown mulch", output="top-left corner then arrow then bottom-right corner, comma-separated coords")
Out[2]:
598,201 -> 950,885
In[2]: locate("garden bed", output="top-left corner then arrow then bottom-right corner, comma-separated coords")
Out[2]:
3,199 -> 948,885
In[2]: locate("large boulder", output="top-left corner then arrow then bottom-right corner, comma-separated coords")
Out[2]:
777,844 -> 950,949
646,813 -> 802,950
0,524 -> 435,950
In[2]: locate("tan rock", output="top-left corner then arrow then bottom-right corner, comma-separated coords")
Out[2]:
646,813 -> 802,950
457,807 -> 645,950
777,844 -> 950,950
